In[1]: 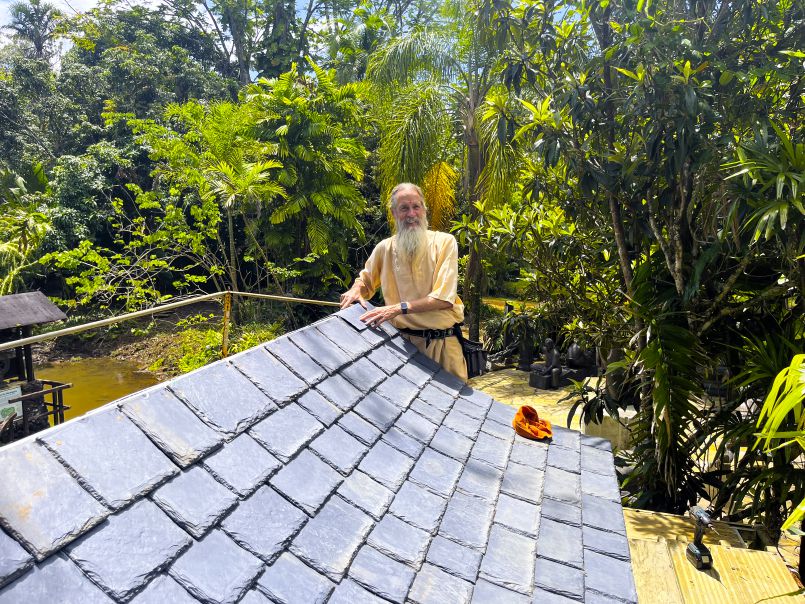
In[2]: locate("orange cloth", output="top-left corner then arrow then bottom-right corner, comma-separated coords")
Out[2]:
513,406 -> 553,440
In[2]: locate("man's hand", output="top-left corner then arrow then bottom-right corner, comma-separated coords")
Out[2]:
360,304 -> 401,327
339,286 -> 367,309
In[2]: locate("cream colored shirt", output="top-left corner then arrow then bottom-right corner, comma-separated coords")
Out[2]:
356,231 -> 465,330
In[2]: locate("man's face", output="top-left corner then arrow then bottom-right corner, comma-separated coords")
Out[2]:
392,188 -> 426,231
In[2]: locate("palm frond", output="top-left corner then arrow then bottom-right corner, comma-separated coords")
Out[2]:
422,161 -> 458,231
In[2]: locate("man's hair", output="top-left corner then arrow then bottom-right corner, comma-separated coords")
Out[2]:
390,183 -> 427,211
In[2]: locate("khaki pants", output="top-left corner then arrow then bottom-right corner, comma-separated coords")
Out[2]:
401,333 -> 468,382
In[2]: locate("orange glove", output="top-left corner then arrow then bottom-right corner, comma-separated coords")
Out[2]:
513,405 -> 553,440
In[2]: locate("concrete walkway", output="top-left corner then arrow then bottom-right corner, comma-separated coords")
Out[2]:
468,368 -> 582,431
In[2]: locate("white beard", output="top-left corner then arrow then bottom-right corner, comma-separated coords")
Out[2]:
395,218 -> 428,260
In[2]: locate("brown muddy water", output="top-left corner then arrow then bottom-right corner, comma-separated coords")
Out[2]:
38,357 -> 159,423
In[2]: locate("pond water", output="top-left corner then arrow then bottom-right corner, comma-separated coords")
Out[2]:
38,357 -> 160,423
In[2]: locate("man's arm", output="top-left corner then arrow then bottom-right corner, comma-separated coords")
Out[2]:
339,279 -> 370,309
358,296 -> 452,327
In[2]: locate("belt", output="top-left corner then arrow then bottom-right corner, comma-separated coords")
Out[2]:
398,323 -> 462,348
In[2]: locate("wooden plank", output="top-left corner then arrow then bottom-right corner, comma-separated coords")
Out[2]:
623,508 -> 746,548
668,540 -> 803,603
628,538 -> 684,604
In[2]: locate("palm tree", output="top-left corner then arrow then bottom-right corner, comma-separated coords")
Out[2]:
366,1 -> 510,339
7,0 -> 62,61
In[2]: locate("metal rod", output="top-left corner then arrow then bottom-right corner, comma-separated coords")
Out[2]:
221,292 -> 232,358
0,290 -> 340,354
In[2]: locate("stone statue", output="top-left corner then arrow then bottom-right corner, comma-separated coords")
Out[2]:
540,338 -> 562,376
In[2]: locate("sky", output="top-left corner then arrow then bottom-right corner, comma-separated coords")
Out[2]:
0,0 -> 98,30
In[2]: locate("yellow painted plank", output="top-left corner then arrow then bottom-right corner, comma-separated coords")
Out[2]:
628,538 -> 684,604
623,508 -> 746,548
668,540 -> 803,603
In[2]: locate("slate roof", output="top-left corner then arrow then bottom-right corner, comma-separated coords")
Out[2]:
0,291 -> 66,331
0,304 -> 638,604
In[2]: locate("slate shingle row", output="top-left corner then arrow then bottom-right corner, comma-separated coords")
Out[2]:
0,302 -> 637,603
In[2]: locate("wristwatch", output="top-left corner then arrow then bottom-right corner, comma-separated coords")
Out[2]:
400,301 -> 409,315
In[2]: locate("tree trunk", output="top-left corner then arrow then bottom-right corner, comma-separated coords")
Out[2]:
226,209 -> 240,323
464,112 -> 484,341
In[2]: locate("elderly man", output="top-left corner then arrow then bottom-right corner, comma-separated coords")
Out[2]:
340,183 -> 468,380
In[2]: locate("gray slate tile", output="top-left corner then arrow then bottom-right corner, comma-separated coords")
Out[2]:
581,470 -> 621,502
457,457 -> 504,501
480,417 -> 513,440
443,409 -> 481,440
494,494 -> 540,537
169,362 -> 274,435
0,529 -> 32,588
439,492 -> 494,550
257,552 -> 335,604
66,499 -> 191,601
265,337 -> 327,385
409,449 -> 463,496
310,425 -> 367,474
296,389 -> 341,426
534,556 -> 584,601
389,481 -> 448,533
396,410 -> 438,443
335,303 -> 371,331
470,579 -> 529,604
580,433 -> 613,452
537,518 -> 583,569
543,466 -> 581,505
40,409 -> 178,510
408,563 -> 473,604
486,403 -> 517,426
270,450 -> 342,515
551,427 -> 581,450
354,392 -> 401,431
583,525 -> 631,561
581,444 -> 617,476
168,529 -> 263,604
288,326 -> 351,374
128,576 -> 198,604
387,336 -> 418,359
382,427 -> 426,458
585,589 -> 632,603
337,473 -> 394,520
367,347 -> 404,374
532,587 -> 584,604
338,412 -> 381,445
249,404 -> 324,462
582,494 -> 626,534
0,441 -> 108,560
0,554 -> 113,604
202,433 -> 281,497
510,438 -> 549,468
122,387 -> 223,467
230,347 -> 307,404
409,398 -> 447,424
396,360 -> 433,388
454,397 -> 488,420
152,466 -> 238,539
471,432 -> 513,470
316,317 -> 372,358
500,461 -> 544,504
239,589 -> 273,604
341,357 -> 387,390
542,497 -> 581,526
458,387 -> 493,411
375,373 -> 421,409
583,549 -> 638,603
547,444 -> 581,473
349,546 -> 415,604
430,426 -> 474,462
316,374 -> 362,411
478,524 -> 535,595
358,324 -> 388,347
430,369 -> 465,396
367,514 -> 430,566
425,535 -> 481,582
221,486 -> 307,563
418,384 -> 455,412
290,496 -> 373,580
328,579 -> 388,604
358,441 -> 415,491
